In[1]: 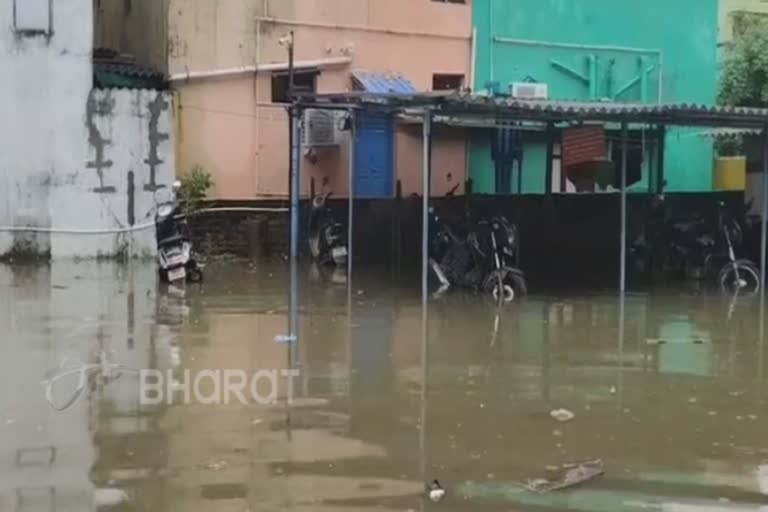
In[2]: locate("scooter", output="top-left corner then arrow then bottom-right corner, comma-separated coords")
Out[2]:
155,180 -> 204,284
308,191 -> 348,267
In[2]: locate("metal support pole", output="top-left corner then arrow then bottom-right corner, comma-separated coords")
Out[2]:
761,127 -> 768,293
420,111 -> 432,494
760,127 -> 768,386
288,106 -> 302,354
346,109 -> 356,420
620,122 -> 628,294
348,110 -> 355,279
287,31 -> 295,211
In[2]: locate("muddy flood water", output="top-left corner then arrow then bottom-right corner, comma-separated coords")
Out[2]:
1,259 -> 767,511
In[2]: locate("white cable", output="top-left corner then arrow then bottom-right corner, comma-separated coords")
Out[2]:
0,207 -> 289,234
0,221 -> 156,235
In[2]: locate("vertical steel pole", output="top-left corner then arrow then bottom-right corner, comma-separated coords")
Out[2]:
761,127 -> 768,294
420,111 -> 432,495
347,109 -> 355,413
287,32 -> 295,213
620,122 -> 628,294
760,128 -> 768,384
289,106 -> 301,354
348,110 -> 355,279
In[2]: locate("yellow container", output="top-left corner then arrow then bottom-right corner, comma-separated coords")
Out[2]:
714,157 -> 746,191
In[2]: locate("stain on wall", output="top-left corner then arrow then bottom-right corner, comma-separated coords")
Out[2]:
144,94 -> 170,192
86,90 -> 117,194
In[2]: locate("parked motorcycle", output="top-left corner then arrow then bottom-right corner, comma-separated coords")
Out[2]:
429,209 -> 527,302
711,201 -> 760,295
308,191 -> 348,267
629,197 -> 759,295
155,180 -> 204,284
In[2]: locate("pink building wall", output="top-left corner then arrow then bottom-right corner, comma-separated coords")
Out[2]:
170,0 -> 472,199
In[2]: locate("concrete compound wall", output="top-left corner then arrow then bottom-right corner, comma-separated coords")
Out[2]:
0,0 -> 175,259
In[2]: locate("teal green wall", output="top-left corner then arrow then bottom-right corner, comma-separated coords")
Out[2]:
471,0 -> 719,194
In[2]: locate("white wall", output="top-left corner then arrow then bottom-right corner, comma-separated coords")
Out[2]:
49,89 -> 176,259
0,0 -> 175,260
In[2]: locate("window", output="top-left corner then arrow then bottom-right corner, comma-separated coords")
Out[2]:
731,10 -> 768,39
13,0 -> 52,36
432,74 -> 464,91
271,71 -> 317,103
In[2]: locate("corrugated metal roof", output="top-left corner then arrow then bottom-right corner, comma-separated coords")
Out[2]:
93,48 -> 167,90
351,71 -> 417,94
440,95 -> 768,120
296,91 -> 768,128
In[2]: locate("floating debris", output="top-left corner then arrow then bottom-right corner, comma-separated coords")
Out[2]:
274,334 -> 297,344
94,488 -> 130,507
550,409 -> 575,422
427,480 -> 446,502
524,459 -> 605,494
205,460 -> 228,471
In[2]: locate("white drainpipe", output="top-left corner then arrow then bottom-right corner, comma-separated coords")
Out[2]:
169,56 -> 352,82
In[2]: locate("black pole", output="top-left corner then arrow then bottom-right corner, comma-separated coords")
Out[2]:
545,122 -> 555,195
287,31 -> 295,204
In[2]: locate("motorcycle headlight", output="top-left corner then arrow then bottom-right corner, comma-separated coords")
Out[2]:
158,204 -> 173,218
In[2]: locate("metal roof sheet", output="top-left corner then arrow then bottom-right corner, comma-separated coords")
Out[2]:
295,91 -> 768,128
351,71 -> 417,94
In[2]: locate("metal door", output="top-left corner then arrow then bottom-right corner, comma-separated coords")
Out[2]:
354,113 -> 394,198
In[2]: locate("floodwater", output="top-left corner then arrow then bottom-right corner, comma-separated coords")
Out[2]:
1,259 -> 767,511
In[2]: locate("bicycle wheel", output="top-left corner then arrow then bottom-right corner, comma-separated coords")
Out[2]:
719,260 -> 761,295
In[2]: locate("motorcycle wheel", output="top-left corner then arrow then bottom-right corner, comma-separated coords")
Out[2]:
719,259 -> 760,296
483,268 -> 528,303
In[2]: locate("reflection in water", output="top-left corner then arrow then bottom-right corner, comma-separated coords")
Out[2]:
0,260 -> 767,511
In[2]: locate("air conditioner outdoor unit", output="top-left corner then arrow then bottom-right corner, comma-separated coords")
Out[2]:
510,82 -> 549,100
302,109 -> 342,147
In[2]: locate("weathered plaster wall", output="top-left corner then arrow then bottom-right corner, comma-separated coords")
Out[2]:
0,0 -> 175,259
169,0 -> 472,199
719,0 -> 768,45
50,88 -> 176,259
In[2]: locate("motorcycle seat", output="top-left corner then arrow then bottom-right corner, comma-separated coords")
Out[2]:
158,234 -> 185,247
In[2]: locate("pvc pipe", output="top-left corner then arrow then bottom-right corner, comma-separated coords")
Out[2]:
169,57 -> 352,82
494,36 -> 662,56
254,15 -> 471,41
0,221 -> 156,235
0,207 -> 289,234
470,26 -> 477,90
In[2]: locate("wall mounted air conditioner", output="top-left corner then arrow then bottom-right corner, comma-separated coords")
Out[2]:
302,109 -> 343,147
510,82 -> 549,100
